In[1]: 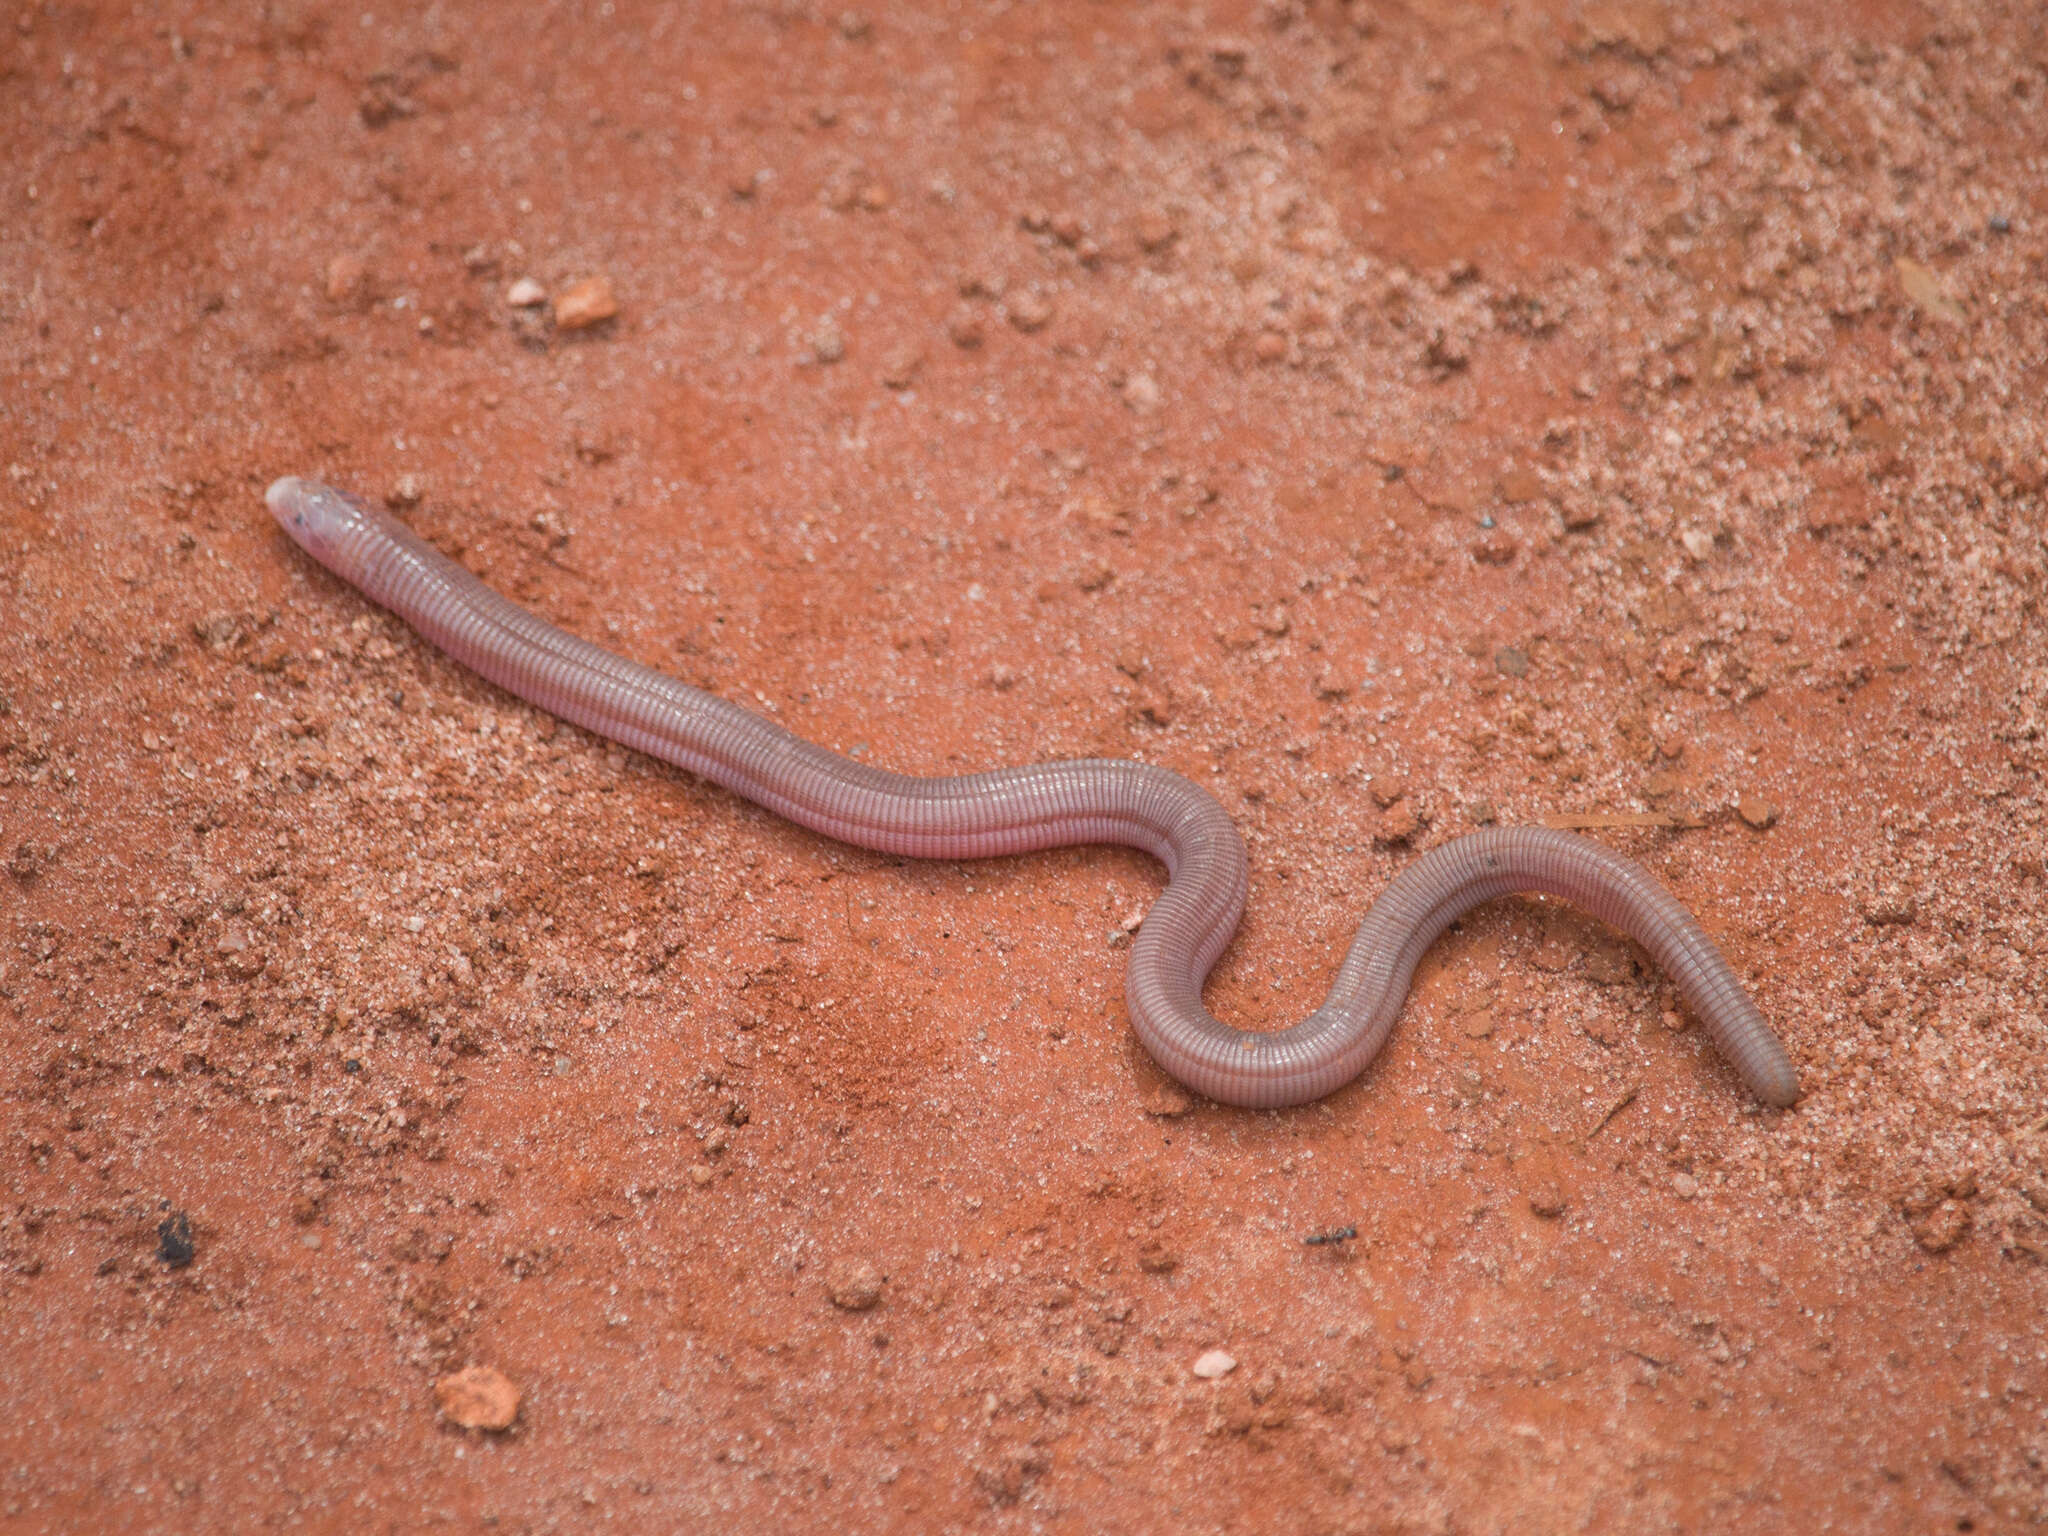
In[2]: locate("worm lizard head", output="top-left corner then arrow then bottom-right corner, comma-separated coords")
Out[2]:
267,477 -> 378,577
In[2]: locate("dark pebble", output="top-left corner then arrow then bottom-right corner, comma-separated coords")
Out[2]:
158,1212 -> 196,1269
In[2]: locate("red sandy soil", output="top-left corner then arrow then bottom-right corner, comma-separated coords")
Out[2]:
4,2 -> 2046,1531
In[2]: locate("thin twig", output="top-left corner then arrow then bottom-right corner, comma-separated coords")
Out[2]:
1539,812 -> 1697,831
1586,1084 -> 1641,1140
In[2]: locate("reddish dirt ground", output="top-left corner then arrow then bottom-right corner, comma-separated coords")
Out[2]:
4,2 -> 2047,1531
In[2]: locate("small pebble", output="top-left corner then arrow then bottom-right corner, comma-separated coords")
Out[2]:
827,1256 -> 884,1311
1252,330 -> 1289,364
1671,1172 -> 1700,1200
1583,944 -> 1637,987
1736,798 -> 1778,830
1679,527 -> 1716,560
1911,1199 -> 1971,1253
1135,206 -> 1178,251
1007,290 -> 1053,332
434,1365 -> 521,1431
1121,372 -> 1161,412
1496,467 -> 1543,504
1461,1013 -> 1494,1039
946,307 -> 984,349
1378,1419 -> 1421,1451
157,1212 -> 195,1269
553,276 -> 619,331
688,1164 -> 713,1186
1642,769 -> 1685,800
1137,1075 -> 1193,1118
1374,802 -> 1422,846
506,277 -> 547,307
1558,496 -> 1604,532
1894,256 -> 1965,323
1529,1183 -> 1567,1219
1471,528 -> 1518,566
811,326 -> 845,365
324,253 -> 366,302
1192,1350 -> 1237,1380
1493,645 -> 1529,678
880,345 -> 924,389
1137,1240 -> 1179,1274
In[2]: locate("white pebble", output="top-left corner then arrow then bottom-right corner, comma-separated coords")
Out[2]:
506,277 -> 547,307
1192,1350 -> 1237,1380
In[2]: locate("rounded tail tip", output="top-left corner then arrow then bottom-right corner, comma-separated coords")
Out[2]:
1750,1055 -> 1801,1109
